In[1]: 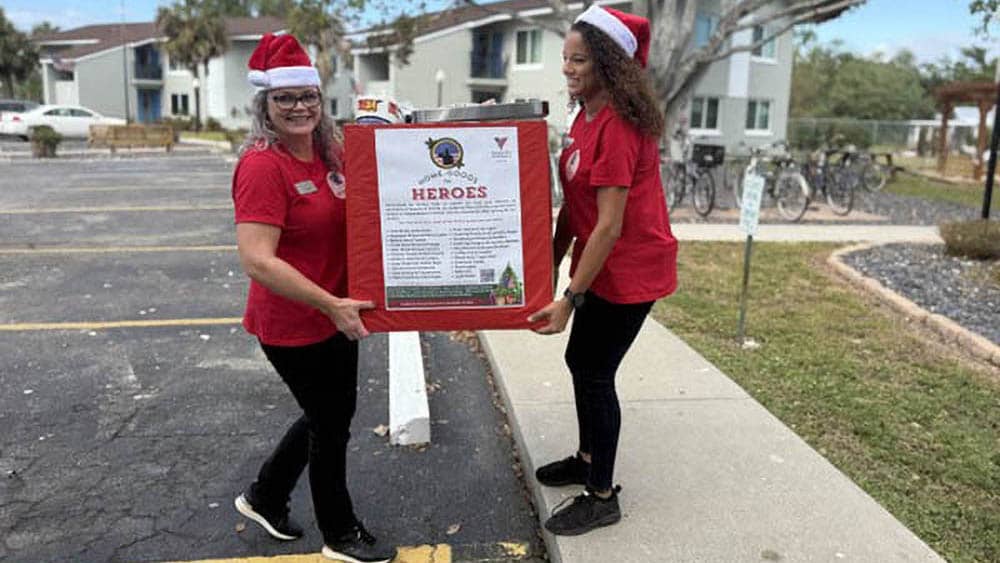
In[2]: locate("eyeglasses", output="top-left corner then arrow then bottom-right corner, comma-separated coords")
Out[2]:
270,91 -> 321,110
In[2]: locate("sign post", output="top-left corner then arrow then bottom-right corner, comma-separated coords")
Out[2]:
737,170 -> 765,344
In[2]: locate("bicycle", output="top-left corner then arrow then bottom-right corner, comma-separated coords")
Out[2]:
800,147 -> 854,216
730,141 -> 810,222
661,134 -> 720,217
852,148 -> 889,193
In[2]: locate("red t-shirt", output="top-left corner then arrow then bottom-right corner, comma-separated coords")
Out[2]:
559,105 -> 678,304
232,144 -> 347,346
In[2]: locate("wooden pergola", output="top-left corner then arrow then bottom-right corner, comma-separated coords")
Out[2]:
935,81 -> 1000,181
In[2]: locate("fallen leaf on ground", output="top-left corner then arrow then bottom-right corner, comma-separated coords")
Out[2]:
446,523 -> 461,535
373,424 -> 389,437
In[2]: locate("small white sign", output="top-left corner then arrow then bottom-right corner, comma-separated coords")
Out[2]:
739,172 -> 766,236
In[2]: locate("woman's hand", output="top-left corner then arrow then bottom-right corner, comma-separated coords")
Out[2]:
527,298 -> 573,335
322,297 -> 375,341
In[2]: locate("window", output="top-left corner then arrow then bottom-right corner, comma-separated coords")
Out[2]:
690,97 -> 719,130
171,94 -> 189,115
746,99 -> 771,131
168,57 -> 186,71
515,29 -> 542,66
363,53 -> 389,81
694,13 -> 719,47
69,108 -> 94,117
471,90 -> 501,104
45,108 -> 70,116
330,98 -> 338,116
751,25 -> 776,59
55,69 -> 74,81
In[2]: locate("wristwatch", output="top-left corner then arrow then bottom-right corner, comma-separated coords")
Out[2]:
563,288 -> 585,309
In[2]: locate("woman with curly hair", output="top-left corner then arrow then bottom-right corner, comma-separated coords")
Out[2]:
230,33 -> 395,563
527,6 -> 678,536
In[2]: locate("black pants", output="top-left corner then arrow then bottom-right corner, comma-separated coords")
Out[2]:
564,292 -> 653,492
249,333 -> 359,543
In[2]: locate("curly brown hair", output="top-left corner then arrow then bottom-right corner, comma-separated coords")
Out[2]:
571,21 -> 664,139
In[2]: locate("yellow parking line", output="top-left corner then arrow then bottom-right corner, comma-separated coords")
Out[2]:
0,245 -> 235,255
173,544 -> 451,563
0,204 -> 231,214
0,318 -> 242,331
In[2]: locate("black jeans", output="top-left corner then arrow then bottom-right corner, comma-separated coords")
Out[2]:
564,292 -> 653,492
249,333 -> 359,542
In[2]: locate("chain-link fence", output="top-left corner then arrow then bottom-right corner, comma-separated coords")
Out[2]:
788,117 -> 986,156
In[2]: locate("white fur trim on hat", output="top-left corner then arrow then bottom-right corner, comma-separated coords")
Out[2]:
575,5 -> 637,58
247,66 -> 320,90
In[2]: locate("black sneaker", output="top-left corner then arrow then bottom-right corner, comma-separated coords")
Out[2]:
535,453 -> 589,487
321,523 -> 396,563
544,486 -> 622,536
234,493 -> 303,541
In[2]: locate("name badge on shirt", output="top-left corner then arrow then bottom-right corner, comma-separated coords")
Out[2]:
294,180 -> 318,195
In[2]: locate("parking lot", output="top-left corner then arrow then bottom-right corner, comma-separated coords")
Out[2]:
0,153 -> 543,562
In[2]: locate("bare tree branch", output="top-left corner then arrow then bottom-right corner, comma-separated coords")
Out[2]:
708,0 -> 861,62
727,0 -> 862,36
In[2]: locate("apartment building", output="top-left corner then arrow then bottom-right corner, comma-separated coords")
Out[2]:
31,17 -> 355,129
350,0 -> 795,150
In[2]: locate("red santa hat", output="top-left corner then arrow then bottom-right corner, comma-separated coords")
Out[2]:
247,33 -> 320,90
575,5 -> 651,68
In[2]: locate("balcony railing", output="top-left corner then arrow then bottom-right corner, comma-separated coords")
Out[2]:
470,52 -> 506,79
134,64 -> 162,81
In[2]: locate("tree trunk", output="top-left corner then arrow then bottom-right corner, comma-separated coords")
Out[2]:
4,75 -> 15,99
194,86 -> 202,132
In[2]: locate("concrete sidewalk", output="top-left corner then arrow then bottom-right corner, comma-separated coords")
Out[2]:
671,223 -> 942,243
479,229 -> 944,562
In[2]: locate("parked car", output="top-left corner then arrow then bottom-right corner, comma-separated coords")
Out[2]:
0,99 -> 39,116
0,104 -> 126,140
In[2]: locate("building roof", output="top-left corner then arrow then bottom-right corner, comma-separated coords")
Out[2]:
33,16 -> 285,61
357,0 -> 552,38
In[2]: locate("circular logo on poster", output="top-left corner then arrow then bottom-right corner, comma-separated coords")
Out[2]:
426,137 -> 464,169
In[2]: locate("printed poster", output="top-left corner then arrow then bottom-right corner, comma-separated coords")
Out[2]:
374,127 -> 525,310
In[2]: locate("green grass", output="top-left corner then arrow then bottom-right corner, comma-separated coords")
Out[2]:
651,242 -> 1000,563
887,172 -> 1000,213
179,131 -> 229,142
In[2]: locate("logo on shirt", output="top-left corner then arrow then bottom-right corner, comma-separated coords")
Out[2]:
426,137 -> 464,169
327,172 -> 346,199
566,149 -> 580,182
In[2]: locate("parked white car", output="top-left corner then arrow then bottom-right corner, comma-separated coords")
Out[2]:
0,104 -> 126,139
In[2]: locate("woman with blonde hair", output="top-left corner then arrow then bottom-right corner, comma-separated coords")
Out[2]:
230,32 -> 395,563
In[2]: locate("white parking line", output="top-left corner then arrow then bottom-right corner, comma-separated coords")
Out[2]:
0,204 -> 231,214
0,245 -> 235,254
0,318 -> 242,331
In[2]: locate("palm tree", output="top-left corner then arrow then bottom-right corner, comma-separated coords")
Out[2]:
286,0 -> 346,92
156,0 -> 228,130
0,8 -> 39,99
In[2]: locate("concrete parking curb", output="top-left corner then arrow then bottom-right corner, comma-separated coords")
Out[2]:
828,243 -> 1000,367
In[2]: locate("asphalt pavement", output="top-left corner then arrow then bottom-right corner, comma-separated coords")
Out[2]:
0,153 -> 543,562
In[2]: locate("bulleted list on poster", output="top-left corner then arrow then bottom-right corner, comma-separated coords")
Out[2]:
374,127 -> 526,311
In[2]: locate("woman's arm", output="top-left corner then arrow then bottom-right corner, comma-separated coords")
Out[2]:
528,186 -> 628,334
551,204 -> 573,293
236,222 -> 374,340
552,205 -> 573,270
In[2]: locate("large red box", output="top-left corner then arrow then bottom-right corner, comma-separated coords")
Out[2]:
345,120 -> 552,332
